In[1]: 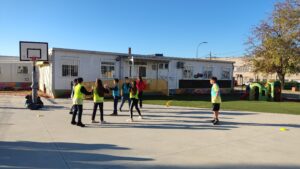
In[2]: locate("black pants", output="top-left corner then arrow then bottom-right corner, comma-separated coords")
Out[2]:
70,105 -> 75,113
113,96 -> 119,114
92,103 -> 104,121
138,91 -> 143,108
130,98 -> 141,119
72,105 -> 83,123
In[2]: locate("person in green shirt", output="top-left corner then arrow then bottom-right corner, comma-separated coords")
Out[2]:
210,76 -> 222,125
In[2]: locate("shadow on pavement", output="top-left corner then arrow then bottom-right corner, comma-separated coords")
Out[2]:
0,141 -> 153,169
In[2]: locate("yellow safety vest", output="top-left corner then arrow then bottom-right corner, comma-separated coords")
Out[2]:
93,88 -> 104,103
73,83 -> 84,105
130,90 -> 139,99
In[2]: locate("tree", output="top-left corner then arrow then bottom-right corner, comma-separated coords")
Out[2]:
246,0 -> 300,88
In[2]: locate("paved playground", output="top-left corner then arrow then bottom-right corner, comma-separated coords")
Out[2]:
0,96 -> 300,169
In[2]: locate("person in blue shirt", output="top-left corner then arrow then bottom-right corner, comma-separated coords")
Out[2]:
119,77 -> 132,112
110,78 -> 120,116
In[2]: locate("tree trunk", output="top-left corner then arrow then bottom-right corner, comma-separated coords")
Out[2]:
277,73 -> 285,90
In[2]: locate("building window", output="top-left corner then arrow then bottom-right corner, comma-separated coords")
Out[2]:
17,66 -> 28,74
221,68 -> 230,79
159,63 -> 164,69
152,64 -> 157,70
183,66 -> 193,79
62,65 -> 78,77
164,63 -> 169,69
203,66 -> 213,79
139,66 -> 147,77
101,62 -> 115,78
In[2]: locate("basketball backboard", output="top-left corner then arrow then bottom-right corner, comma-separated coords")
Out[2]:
20,41 -> 48,61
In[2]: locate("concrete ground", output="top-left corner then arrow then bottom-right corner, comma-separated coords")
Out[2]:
0,96 -> 300,169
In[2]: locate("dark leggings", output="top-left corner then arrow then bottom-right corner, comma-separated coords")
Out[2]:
72,105 -> 83,123
92,103 -> 104,121
70,105 -> 75,113
138,91 -> 143,108
130,98 -> 141,119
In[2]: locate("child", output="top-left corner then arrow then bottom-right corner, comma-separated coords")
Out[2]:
119,77 -> 131,112
110,78 -> 120,116
127,81 -> 142,122
136,76 -> 146,108
91,79 -> 109,124
69,78 -> 78,114
71,77 -> 92,127
210,76 -> 222,125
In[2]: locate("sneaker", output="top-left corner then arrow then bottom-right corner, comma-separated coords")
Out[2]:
211,119 -> 216,123
69,112 -> 73,114
126,118 -> 133,122
110,113 -> 118,116
77,122 -> 85,127
213,119 -> 220,125
91,120 -> 98,123
100,121 -> 106,125
119,108 -> 122,112
71,121 -> 77,125
138,116 -> 143,119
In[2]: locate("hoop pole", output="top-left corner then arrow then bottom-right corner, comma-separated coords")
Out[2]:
31,60 -> 38,104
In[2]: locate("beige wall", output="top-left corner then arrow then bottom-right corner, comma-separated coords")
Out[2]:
214,57 -> 300,85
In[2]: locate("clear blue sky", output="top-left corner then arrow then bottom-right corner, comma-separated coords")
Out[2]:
0,0 -> 279,58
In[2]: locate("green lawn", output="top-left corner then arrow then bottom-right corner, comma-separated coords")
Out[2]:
143,95 -> 300,115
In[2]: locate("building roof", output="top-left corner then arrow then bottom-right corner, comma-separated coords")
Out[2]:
52,48 -> 235,64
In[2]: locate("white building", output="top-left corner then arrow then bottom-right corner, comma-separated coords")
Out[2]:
0,55 -> 32,90
38,48 -> 234,98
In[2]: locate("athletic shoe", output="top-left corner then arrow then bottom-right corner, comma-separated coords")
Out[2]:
126,118 -> 133,122
77,123 -> 85,127
213,119 -> 220,125
71,121 -> 77,125
100,121 -> 106,125
110,113 -> 118,116
69,112 -> 73,114
211,119 -> 216,123
119,108 -> 122,112
138,116 -> 143,119
91,120 -> 98,123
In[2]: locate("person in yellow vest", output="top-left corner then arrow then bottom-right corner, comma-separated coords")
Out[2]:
71,77 -> 92,127
91,79 -> 109,124
210,76 -> 222,125
127,81 -> 142,122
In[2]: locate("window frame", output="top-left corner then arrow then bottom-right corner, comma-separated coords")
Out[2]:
61,64 -> 78,77
182,66 -> 193,79
221,67 -> 231,80
17,66 -> 29,74
101,61 -> 115,79
138,66 -> 147,78
203,66 -> 213,79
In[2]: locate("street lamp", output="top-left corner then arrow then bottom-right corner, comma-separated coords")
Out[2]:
196,42 -> 208,58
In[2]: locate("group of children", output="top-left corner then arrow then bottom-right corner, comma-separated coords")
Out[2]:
70,76 -> 146,127
69,76 -> 222,127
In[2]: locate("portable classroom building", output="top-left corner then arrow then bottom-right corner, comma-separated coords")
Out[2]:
0,55 -> 32,90
38,48 -> 234,98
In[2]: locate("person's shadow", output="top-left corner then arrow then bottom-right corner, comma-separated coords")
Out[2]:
0,141 -> 153,169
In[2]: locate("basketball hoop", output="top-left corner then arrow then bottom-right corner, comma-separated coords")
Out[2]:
31,57 -> 38,62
